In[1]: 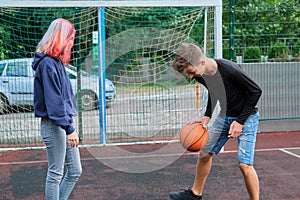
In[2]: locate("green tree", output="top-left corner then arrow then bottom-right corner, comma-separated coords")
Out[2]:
268,41 -> 289,61
0,7 -> 96,66
223,0 -> 300,60
0,26 -> 9,60
292,39 -> 300,57
244,46 -> 261,63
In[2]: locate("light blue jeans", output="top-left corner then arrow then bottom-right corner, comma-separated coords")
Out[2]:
202,112 -> 259,164
41,118 -> 82,200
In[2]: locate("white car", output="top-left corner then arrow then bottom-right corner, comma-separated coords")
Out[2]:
0,58 -> 116,114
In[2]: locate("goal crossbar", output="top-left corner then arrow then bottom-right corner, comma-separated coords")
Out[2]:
0,0 -> 222,8
0,0 -> 222,58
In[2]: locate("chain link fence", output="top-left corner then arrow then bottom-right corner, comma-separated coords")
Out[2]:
0,1 -> 299,148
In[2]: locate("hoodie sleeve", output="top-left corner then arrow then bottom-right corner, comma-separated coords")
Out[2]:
39,61 -> 75,135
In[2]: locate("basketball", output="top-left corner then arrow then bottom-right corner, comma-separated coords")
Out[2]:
179,123 -> 209,152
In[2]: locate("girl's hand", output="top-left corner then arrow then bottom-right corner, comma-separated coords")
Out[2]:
68,131 -> 79,147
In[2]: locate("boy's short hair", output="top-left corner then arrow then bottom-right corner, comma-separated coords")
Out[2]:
171,43 -> 203,74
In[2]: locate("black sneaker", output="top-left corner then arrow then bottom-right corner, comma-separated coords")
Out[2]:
169,189 -> 202,200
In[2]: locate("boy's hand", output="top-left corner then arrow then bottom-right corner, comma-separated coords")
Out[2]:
188,116 -> 210,128
228,121 -> 243,138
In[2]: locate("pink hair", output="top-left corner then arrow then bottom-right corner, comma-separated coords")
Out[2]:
36,18 -> 76,64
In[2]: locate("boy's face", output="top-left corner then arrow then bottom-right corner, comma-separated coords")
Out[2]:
185,64 -> 205,78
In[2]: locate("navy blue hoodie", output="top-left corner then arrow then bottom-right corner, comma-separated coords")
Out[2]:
32,52 -> 77,135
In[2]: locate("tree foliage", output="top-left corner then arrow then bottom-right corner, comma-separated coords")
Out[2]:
0,1 -> 299,63
223,0 -> 300,60
0,7 -> 96,66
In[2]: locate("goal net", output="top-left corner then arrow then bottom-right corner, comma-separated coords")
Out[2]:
0,0 -> 222,147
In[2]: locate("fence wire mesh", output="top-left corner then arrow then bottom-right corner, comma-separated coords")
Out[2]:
0,2 -> 299,148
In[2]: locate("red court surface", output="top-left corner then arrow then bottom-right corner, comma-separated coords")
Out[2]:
0,131 -> 300,200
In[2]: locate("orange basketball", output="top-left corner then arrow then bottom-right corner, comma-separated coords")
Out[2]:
179,123 -> 209,152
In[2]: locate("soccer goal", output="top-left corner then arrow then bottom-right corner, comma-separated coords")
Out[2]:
0,0 -> 222,147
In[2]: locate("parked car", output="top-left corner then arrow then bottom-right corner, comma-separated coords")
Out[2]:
0,58 -> 116,114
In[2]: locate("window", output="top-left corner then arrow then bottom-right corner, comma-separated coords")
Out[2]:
67,72 -> 76,79
6,62 -> 28,77
0,63 -> 5,76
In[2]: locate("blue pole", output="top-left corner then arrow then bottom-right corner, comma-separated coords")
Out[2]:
98,7 -> 106,144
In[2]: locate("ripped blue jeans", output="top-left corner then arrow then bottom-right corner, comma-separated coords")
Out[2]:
202,112 -> 259,165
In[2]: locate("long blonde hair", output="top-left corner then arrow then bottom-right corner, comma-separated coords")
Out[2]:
36,18 -> 76,64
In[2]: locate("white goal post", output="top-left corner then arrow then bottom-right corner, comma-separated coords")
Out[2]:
0,0 -> 223,146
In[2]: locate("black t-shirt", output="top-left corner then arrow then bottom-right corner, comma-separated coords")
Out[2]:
195,59 -> 262,124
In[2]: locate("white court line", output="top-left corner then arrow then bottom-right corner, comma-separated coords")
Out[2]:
0,160 -> 48,165
280,148 -> 300,159
0,146 -> 299,166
